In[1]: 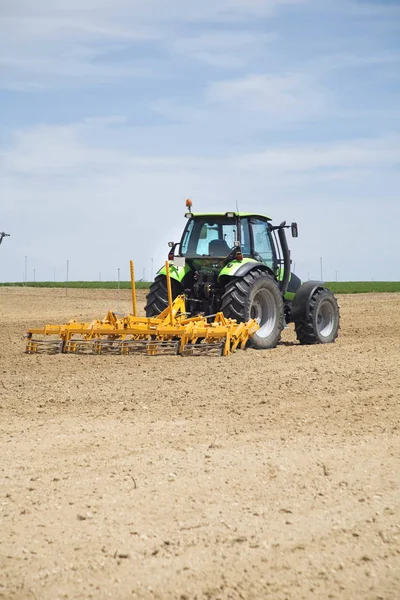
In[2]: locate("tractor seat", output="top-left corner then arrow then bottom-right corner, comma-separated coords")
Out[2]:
208,239 -> 230,257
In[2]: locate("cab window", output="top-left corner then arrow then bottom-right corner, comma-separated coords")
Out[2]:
180,218 -> 238,257
250,219 -> 275,268
239,217 -> 251,257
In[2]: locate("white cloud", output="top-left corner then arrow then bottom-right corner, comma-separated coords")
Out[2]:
0,0 -> 305,90
1,124 -> 117,175
5,0 -> 304,21
0,55 -> 158,92
326,0 -> 400,20
1,117 -> 399,282
230,135 -> 400,171
309,52 -> 400,74
3,118 -> 399,178
172,31 -> 278,69
207,73 -> 328,118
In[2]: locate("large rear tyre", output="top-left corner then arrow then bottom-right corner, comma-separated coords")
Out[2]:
145,276 -> 183,317
295,288 -> 339,344
221,269 -> 284,349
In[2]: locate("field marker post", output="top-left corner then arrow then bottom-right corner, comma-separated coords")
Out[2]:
130,260 -> 137,317
165,260 -> 174,326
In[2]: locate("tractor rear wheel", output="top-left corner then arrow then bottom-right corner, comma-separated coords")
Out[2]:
295,288 -> 339,344
145,276 -> 183,317
221,269 -> 284,349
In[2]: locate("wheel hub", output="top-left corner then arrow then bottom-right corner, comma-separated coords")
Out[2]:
316,300 -> 335,338
250,289 -> 277,339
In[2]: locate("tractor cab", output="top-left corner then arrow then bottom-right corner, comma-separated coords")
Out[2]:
178,212 -> 277,273
145,199 -> 339,350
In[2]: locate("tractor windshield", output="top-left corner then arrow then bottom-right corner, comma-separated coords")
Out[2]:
180,217 -> 241,258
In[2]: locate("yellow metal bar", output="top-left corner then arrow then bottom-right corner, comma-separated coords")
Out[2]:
25,269 -> 260,357
130,260 -> 137,317
165,260 -> 174,326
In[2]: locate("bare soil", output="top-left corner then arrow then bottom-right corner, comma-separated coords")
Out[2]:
0,288 -> 399,600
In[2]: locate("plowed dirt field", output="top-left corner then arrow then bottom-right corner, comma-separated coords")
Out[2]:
1,288 -> 399,600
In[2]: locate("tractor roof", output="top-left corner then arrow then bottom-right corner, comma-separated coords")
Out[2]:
191,212 -> 272,221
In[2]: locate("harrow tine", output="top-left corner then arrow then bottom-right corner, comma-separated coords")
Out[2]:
63,338 -> 180,356
181,342 -> 225,357
145,340 -> 180,356
65,339 -> 99,354
25,339 -> 63,354
113,339 -> 180,356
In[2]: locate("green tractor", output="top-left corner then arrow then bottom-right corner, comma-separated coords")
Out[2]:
145,202 -> 340,349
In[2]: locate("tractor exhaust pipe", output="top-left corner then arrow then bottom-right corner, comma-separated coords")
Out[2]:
278,224 -> 291,295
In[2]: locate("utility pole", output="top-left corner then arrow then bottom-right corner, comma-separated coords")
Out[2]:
151,258 -> 154,282
335,270 -> 338,282
25,256 -> 28,283
34,269 -> 36,283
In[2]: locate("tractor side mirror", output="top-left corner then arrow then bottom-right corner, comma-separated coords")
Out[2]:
168,241 -> 174,248
291,222 -> 298,238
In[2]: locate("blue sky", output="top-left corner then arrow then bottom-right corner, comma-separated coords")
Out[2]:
1,0 -> 399,283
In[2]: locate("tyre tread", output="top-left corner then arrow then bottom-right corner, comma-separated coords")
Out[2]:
221,268 -> 283,349
295,288 -> 339,345
145,276 -> 182,317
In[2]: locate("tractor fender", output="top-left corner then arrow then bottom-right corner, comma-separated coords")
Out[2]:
157,262 -> 191,283
289,281 -> 324,322
219,259 -> 274,280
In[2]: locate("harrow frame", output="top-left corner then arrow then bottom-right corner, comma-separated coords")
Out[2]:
25,261 -> 259,357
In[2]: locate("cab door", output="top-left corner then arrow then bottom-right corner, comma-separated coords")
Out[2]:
250,218 -> 277,271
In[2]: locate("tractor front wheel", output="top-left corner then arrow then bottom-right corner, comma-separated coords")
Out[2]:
221,269 -> 284,349
295,288 -> 339,344
145,276 -> 183,317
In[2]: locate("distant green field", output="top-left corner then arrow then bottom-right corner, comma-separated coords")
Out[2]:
1,281 -> 399,293
324,282 -> 400,294
0,281 -> 151,289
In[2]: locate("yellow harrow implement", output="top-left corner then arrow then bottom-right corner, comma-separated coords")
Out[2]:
25,262 -> 259,357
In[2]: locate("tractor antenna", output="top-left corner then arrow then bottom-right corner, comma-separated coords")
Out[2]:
236,200 -> 239,213
0,232 -> 10,246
